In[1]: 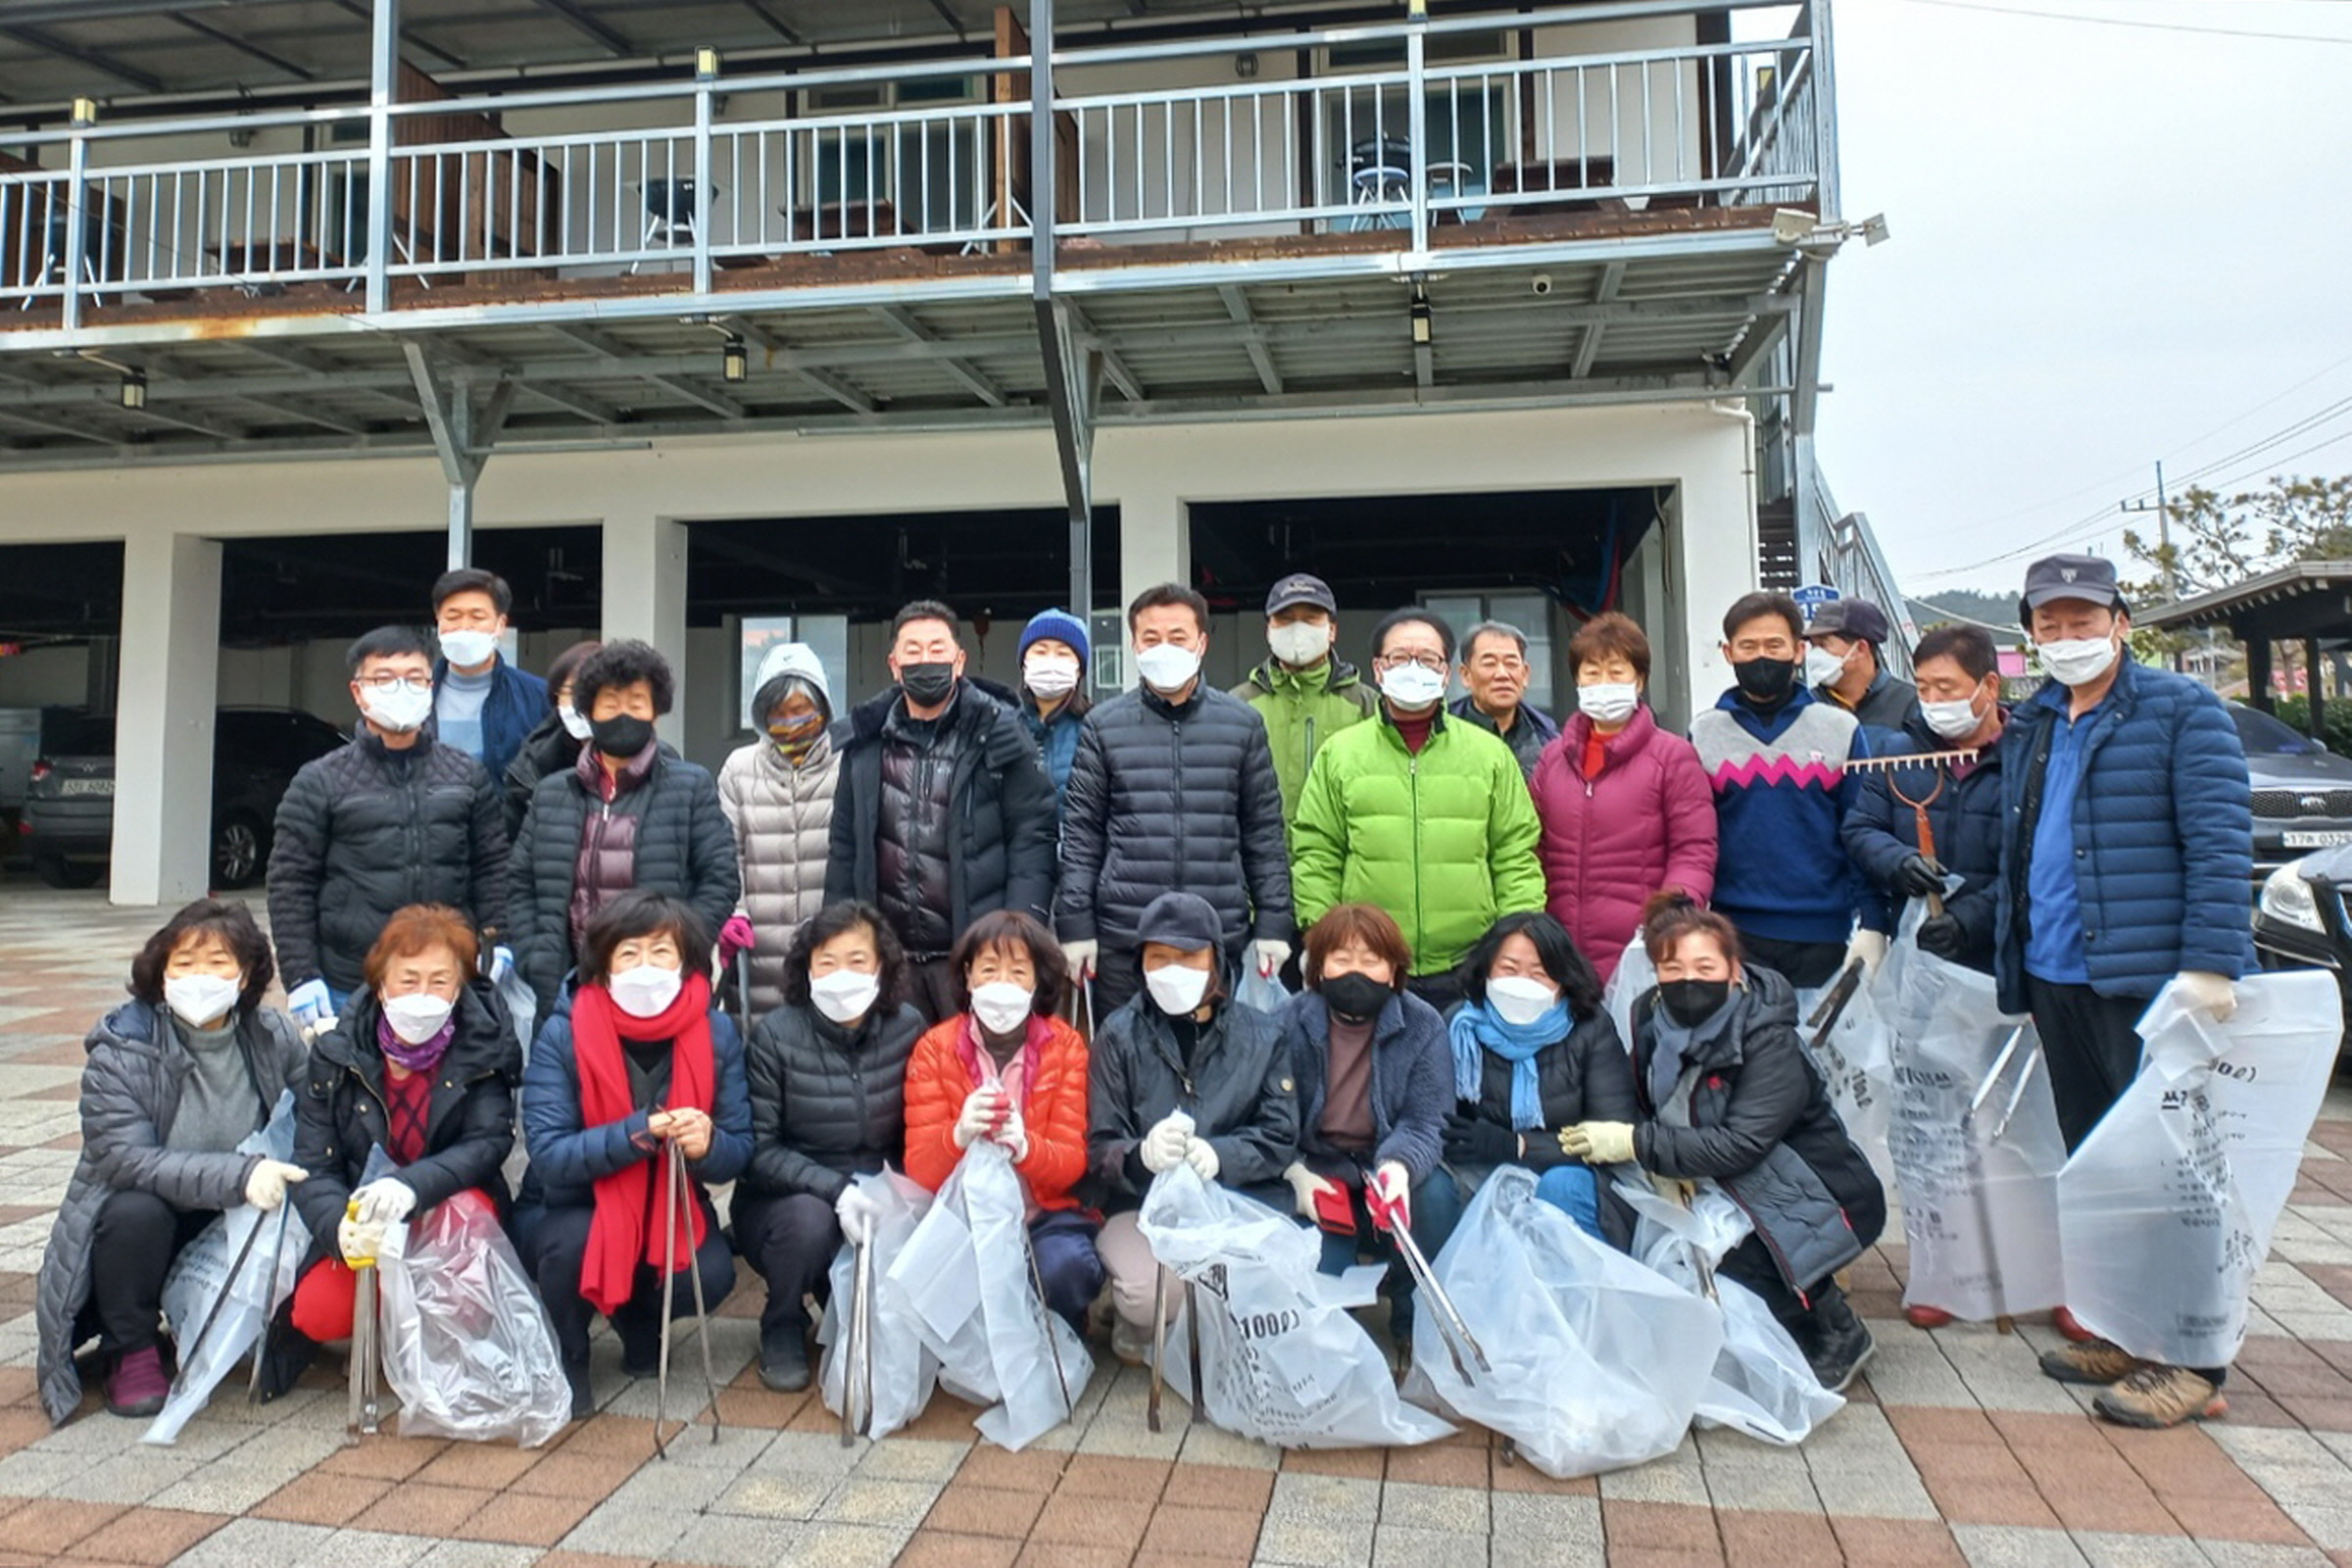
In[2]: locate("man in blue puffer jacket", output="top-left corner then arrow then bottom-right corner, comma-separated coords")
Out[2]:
1994,552 -> 2253,1430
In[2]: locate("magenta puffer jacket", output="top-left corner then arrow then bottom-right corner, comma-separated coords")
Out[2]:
1531,706 -> 1719,982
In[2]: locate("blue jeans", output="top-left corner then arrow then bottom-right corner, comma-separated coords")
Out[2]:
1535,1165 -> 1605,1242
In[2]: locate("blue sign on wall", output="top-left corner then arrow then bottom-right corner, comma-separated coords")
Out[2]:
1792,583 -> 1840,614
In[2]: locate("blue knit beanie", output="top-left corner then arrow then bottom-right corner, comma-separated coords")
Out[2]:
1018,608 -> 1091,666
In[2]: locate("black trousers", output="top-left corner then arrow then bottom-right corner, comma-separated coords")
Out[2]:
906,958 -> 960,1027
734,1192 -> 839,1342
1739,933 -> 1848,991
525,1201 -> 737,1365
2023,974 -> 2147,1153
89,1190 -> 219,1354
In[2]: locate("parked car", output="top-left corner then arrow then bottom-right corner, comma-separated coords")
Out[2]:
2230,702 -> 2352,881
2253,844 -> 2352,1049
21,707 -> 346,890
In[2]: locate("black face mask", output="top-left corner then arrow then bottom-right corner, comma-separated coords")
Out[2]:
1321,971 -> 1393,1023
1731,657 -> 1798,705
590,712 -> 655,760
899,662 -> 958,708
1659,977 -> 1733,1028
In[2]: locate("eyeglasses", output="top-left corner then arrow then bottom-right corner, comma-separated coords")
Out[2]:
357,673 -> 433,693
1377,651 -> 1448,672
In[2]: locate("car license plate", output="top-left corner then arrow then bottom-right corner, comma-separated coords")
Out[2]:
2284,830 -> 2352,849
57,778 -> 114,798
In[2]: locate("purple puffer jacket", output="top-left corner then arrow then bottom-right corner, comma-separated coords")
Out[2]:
1531,705 -> 1719,982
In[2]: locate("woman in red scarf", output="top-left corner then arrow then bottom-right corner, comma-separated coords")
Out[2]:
515,891 -> 752,1420
903,909 -> 1102,1332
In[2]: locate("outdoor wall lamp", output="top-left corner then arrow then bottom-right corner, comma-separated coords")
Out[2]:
120,369 -> 146,410
721,335 -> 749,383
1409,296 -> 1433,346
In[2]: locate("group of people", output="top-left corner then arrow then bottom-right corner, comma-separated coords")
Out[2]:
32,545 -> 2252,1442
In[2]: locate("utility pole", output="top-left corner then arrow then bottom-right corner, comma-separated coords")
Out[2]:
2121,461 -> 2184,675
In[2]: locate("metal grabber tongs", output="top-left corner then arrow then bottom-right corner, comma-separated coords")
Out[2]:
655,1138 -> 724,1457
345,1198 -> 380,1443
838,1225 -> 875,1448
1959,1021 -> 2041,1336
170,1199 -> 270,1407
1146,1261 -> 1205,1435
1371,1177 -> 1491,1386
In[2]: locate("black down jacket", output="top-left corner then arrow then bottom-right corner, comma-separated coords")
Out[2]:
1842,710 -> 2007,973
503,710 -> 582,844
508,748 -> 740,1012
267,730 -> 509,994
290,978 -> 521,1260
737,1000 -> 926,1206
826,679 -> 1056,944
1625,966 -> 1886,1296
1055,684 -> 1293,956
1088,988 -> 1298,1214
1447,1007 -> 1640,1197
35,1002 -> 307,1424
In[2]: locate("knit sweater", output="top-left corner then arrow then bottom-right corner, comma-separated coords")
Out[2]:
1689,687 -> 1875,946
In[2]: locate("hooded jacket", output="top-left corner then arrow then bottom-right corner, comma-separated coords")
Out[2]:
1283,988 -> 1452,1180
267,727 -> 509,993
1843,710 -> 2006,974
432,655 -> 549,788
1088,985 -> 1298,1214
35,1002 -> 307,1424
1231,656 -> 1378,829
1531,706 -> 1719,983
718,731 -> 839,1017
738,999 -> 926,1206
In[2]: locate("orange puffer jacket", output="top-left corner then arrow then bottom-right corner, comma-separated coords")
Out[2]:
903,1012 -> 1091,1212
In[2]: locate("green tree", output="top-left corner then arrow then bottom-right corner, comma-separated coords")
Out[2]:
2122,472 -> 2352,675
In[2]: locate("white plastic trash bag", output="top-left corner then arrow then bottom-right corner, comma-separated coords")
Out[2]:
2058,971 -> 2342,1369
495,964 -> 539,1063
818,1169 -> 938,1441
1400,1167 -> 1718,1476
1139,1164 -> 1452,1448
1235,967 -> 1290,1016
376,1188 -> 571,1446
1602,938 -> 1654,1055
890,1142 -> 1093,1451
1795,973 -> 1894,1187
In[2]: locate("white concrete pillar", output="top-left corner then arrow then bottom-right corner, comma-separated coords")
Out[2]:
1117,490 -> 1190,618
601,513 -> 690,748
111,532 -> 222,907
1667,409 -> 1763,733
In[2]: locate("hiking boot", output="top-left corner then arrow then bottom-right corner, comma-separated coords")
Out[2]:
2093,1364 -> 2227,1429
2052,1305 -> 2096,1343
2038,1336 -> 2146,1386
1904,1303 -> 1955,1330
1805,1286 -> 1876,1393
1111,1317 -> 1152,1368
105,1346 -> 170,1418
759,1328 -> 811,1394
564,1358 -> 595,1422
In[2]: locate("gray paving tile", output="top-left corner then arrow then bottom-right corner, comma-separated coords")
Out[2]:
169,1517 -> 335,1568
664,1513 -> 808,1567
1953,1524 -> 2094,1567
790,1523 -> 907,1568
558,1499 -> 697,1560
1372,1523 -> 1474,1568
1379,1480 -> 1487,1533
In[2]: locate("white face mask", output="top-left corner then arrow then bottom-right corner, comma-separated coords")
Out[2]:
164,972 -> 242,1029
609,962 -> 684,1019
1144,962 -> 1212,1016
1024,655 -> 1081,700
1486,974 -> 1560,1028
1267,621 -> 1331,668
1804,645 -> 1849,689
381,991 -> 455,1046
1577,682 -> 1640,725
809,968 -> 881,1025
438,629 -> 498,668
969,980 -> 1035,1037
1134,643 -> 1202,694
1379,662 -> 1447,710
2040,634 -> 2119,689
558,703 -> 594,742
1921,695 -> 1985,742
363,680 -> 434,734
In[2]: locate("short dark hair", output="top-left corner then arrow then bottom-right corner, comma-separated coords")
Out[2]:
949,909 -> 1066,1020
891,600 -> 960,644
1455,910 -> 1603,1020
1641,889 -> 1742,968
430,567 -> 513,616
781,901 -> 906,1011
577,890 -> 712,988
544,640 -> 602,707
129,899 -> 274,1016
1127,581 -> 1209,635
1460,620 -> 1528,663
1914,623 -> 1998,683
1371,608 -> 1456,664
572,639 -> 675,716
346,625 -> 433,676
1302,903 -> 1413,993
1568,612 -> 1651,683
1721,591 -> 1804,644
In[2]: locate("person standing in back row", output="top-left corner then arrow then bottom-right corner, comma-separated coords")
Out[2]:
430,568 -> 549,787
1804,598 -> 1919,732
1449,620 -> 1558,781
1232,574 -> 1378,835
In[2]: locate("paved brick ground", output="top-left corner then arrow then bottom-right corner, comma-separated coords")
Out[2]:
1,879 -> 2350,1566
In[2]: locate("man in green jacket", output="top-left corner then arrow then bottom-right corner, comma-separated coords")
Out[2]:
1231,573 -> 1378,831
1291,608 -> 1545,1009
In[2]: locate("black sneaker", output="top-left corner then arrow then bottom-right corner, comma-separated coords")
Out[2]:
614,1309 -> 661,1378
250,1305 -> 318,1405
564,1358 -> 595,1422
1803,1285 -> 1876,1394
759,1328 -> 811,1394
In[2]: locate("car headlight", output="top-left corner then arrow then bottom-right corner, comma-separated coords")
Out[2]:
2260,862 -> 2328,934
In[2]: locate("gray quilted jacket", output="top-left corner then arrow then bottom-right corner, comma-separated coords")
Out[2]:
35,1001 -> 307,1425
716,732 -> 839,1018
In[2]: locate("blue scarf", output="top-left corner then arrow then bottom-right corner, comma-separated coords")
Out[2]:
1447,1000 -> 1570,1131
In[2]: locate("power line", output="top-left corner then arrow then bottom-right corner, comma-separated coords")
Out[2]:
1891,0 -> 2352,43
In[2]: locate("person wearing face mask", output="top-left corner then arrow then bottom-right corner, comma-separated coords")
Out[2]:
902,910 -> 1102,1333
1562,893 -> 1886,1393
1014,609 -> 1093,825
733,902 -> 924,1392
1802,598 -> 1921,732
1278,904 -> 1459,1350
1439,912 -> 1635,1240
1292,610 -> 1544,1011
1087,893 -> 1298,1363
1688,592 -> 1887,991
1448,620 -> 1559,780
35,901 -> 309,1425
429,568 -> 549,786
1232,574 -> 1378,833
827,601 -> 1057,1023
515,891 -> 752,1419
255,906 -> 520,1398
269,626 -> 510,1036
1057,583 -> 1295,1016
509,640 -> 741,1018
718,642 -> 842,1020
504,640 -> 602,842
1991,554 -> 2252,1429
1530,612 -> 1717,983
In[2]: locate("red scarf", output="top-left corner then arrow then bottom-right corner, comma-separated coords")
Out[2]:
572,972 -> 716,1315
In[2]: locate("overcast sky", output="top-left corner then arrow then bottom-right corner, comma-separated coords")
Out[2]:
1812,0 -> 2352,607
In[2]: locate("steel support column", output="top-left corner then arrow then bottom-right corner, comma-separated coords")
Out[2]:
405,342 -> 509,569
366,0 -> 400,316
1785,250 -> 1829,568
1030,0 -> 1096,616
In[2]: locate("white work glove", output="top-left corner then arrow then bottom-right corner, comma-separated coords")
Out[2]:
952,1085 -> 1004,1150
352,1178 -> 416,1226
1559,1120 -> 1638,1165
1252,939 -> 1292,978
338,1211 -> 385,1267
993,1103 -> 1031,1162
1183,1138 -> 1221,1183
244,1159 -> 307,1212
1844,928 -> 1887,981
287,978 -> 334,1034
1140,1111 -> 1193,1174
835,1184 -> 882,1247
2176,970 -> 2238,1022
1283,1159 -> 1341,1220
489,946 -> 514,984
1367,1160 -> 1412,1233
1060,939 -> 1099,982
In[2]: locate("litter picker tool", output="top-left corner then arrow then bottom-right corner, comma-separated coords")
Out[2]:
345,1199 -> 380,1442
172,1203 -> 267,1403
247,1200 -> 295,1402
1022,1227 -> 1076,1420
655,1136 -> 723,1457
839,1238 -> 873,1447
1184,1279 -> 1205,1425
1148,1269 -> 1169,1433
1959,1024 -> 2039,1335
1370,1181 -> 1491,1384
1804,959 -> 1866,1050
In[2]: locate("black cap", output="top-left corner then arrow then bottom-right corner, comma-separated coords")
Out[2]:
1804,598 -> 1891,645
2020,554 -> 2127,617
1265,573 -> 1338,616
1134,892 -> 1223,954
